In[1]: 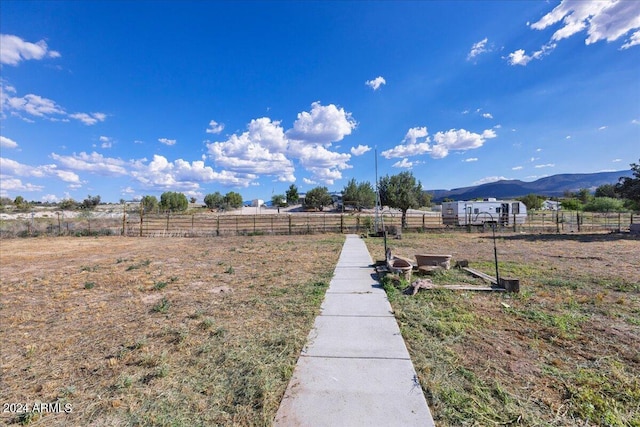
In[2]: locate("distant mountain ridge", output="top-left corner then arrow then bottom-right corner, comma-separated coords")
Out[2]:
428,170 -> 633,202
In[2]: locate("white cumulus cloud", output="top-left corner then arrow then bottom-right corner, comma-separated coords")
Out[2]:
0,177 -> 44,193
382,126 -> 496,160
0,34 -> 61,66
50,151 -> 129,176
431,128 -> 497,159
206,119 -> 224,134
381,127 -> 431,159
482,113 -> 493,119
1,82 -> 106,125
512,166 -> 524,170
207,117 -> 295,183
0,136 -> 18,148
6,93 -> 65,117
158,138 -> 176,146
392,158 -> 415,169
464,158 -> 478,162
365,76 -> 386,90
535,163 -> 556,168
467,37 -> 490,60
286,101 -> 357,144
69,112 -> 106,126
509,0 -> 640,66
350,145 -> 371,156
0,157 -> 80,183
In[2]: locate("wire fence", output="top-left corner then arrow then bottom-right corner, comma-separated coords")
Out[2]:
1,210 -> 638,238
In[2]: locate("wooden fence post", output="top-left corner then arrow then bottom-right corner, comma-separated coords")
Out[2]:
618,212 -> 621,232
216,216 -> 220,236
139,204 -> 144,237
192,214 -> 195,235
122,203 -> 126,236
577,212 -> 581,232
340,214 -> 344,234
288,215 -> 292,235
166,212 -> 170,233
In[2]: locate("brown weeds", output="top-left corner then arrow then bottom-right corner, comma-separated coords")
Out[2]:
0,235 -> 343,426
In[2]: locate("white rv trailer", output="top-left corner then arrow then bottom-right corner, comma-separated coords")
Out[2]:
442,199 -> 527,226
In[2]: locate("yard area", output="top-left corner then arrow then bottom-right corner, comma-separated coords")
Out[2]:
1,231 -> 638,426
365,231 -> 640,426
0,235 -> 344,426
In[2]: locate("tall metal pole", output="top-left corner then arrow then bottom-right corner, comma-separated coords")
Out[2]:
475,211 -> 500,285
491,222 -> 500,285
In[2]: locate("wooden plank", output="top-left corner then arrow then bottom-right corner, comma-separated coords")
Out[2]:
462,267 -> 498,285
413,283 -> 506,292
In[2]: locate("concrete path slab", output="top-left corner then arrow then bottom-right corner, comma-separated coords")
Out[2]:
319,292 -> 394,316
302,316 -> 411,359
274,235 -> 435,426
275,357 -> 429,427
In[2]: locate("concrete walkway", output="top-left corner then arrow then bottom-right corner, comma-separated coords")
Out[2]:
274,235 -> 435,426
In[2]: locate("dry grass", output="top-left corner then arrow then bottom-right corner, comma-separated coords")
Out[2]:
366,231 -> 640,426
0,235 -> 344,426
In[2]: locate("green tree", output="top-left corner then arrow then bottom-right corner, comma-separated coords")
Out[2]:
81,194 -> 101,210
141,195 -> 158,213
615,160 -> 640,209
223,192 -> 243,210
560,198 -> 583,211
518,194 -> 544,210
583,197 -> 625,212
594,184 -> 617,198
13,195 -> 30,211
286,184 -> 299,206
190,196 -> 197,204
204,192 -> 223,209
420,191 -> 433,208
271,194 -> 286,208
342,179 -> 376,211
59,198 -> 77,210
160,191 -> 188,212
378,172 -> 425,228
304,186 -> 333,211
576,188 -> 592,204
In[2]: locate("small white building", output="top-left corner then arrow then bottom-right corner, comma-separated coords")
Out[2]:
251,199 -> 264,208
542,200 -> 560,211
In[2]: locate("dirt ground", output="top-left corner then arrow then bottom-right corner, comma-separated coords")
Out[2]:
0,235 -> 343,426
367,231 -> 640,426
1,231 -> 638,426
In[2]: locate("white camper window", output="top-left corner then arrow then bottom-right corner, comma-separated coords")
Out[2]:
473,208 -> 479,214
512,203 -> 520,214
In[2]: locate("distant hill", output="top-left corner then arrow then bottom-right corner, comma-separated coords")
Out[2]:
429,170 -> 633,202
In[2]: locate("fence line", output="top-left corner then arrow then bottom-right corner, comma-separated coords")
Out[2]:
1,211 -> 637,238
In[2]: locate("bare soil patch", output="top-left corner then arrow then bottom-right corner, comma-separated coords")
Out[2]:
0,235 -> 343,426
366,231 -> 640,426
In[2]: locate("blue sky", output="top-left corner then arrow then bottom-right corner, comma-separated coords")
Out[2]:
1,1 -> 639,203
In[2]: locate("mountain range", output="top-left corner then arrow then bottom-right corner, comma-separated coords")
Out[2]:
428,170 -> 633,202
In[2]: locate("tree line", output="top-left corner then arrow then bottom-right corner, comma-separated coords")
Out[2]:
3,160 -> 638,221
